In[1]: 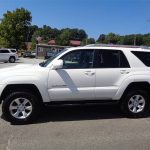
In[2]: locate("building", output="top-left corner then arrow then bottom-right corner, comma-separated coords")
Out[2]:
36,40 -> 81,59
69,40 -> 81,46
36,44 -> 70,59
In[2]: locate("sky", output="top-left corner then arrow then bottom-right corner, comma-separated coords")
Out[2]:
0,0 -> 150,39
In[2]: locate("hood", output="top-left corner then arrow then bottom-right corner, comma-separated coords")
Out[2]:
0,64 -> 39,78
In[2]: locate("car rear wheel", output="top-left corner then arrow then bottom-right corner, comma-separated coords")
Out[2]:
2,91 -> 41,124
121,89 -> 150,118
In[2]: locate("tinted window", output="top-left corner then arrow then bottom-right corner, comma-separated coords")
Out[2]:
94,50 -> 130,68
0,50 -> 9,53
132,51 -> 150,67
11,50 -> 16,53
61,50 -> 94,69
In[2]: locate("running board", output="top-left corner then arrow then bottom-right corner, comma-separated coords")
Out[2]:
44,100 -> 119,106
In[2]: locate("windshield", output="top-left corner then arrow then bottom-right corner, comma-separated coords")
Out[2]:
39,48 -> 68,67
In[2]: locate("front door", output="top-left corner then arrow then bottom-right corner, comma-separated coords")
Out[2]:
48,49 -> 95,101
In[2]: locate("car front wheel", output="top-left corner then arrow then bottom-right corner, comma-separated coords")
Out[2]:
2,91 -> 41,124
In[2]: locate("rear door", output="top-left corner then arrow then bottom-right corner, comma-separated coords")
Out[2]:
94,49 -> 131,100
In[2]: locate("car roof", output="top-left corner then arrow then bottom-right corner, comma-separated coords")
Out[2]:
67,44 -> 150,52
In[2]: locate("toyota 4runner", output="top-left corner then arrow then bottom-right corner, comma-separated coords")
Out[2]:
0,44 -> 150,124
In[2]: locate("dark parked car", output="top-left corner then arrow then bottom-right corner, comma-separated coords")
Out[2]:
23,51 -> 36,58
23,51 -> 31,58
29,52 -> 36,58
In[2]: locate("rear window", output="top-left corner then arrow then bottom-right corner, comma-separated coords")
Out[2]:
132,51 -> 150,67
11,50 -> 16,53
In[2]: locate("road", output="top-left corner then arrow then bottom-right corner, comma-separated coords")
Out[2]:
0,58 -> 150,150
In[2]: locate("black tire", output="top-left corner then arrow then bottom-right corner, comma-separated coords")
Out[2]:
121,89 -> 150,118
9,56 -> 15,63
2,91 -> 41,124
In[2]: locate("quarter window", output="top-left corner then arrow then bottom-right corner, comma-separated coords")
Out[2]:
60,50 -> 94,69
131,51 -> 150,67
94,50 -> 130,68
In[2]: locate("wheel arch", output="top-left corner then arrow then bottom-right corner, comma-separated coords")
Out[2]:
0,84 -> 43,104
120,82 -> 150,100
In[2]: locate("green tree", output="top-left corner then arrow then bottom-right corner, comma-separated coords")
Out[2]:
122,35 -> 135,45
87,38 -> 95,44
97,34 -> 106,43
0,8 -> 32,49
56,29 -> 71,46
31,25 -> 61,49
143,34 -> 150,46
56,28 -> 87,46
27,25 -> 38,42
105,33 -> 120,44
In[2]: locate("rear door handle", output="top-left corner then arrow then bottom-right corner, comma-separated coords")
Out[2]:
120,70 -> 130,74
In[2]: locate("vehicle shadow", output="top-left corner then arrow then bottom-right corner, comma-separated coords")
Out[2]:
35,104 -> 125,124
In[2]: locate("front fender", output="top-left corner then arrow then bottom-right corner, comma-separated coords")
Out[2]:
0,75 -> 50,103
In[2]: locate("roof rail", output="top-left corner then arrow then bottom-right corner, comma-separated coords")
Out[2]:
85,44 -> 150,49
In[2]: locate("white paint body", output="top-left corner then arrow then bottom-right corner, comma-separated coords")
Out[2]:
0,49 -> 18,62
0,46 -> 150,103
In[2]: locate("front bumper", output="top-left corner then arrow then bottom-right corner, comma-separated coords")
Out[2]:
0,84 -> 5,104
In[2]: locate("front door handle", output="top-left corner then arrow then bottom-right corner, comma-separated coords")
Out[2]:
84,71 -> 95,76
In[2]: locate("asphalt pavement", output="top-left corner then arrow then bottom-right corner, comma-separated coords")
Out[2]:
0,58 -> 150,150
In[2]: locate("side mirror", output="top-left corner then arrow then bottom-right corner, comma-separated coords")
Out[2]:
51,59 -> 63,70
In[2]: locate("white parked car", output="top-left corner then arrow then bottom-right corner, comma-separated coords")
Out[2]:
0,49 -> 18,63
0,44 -> 150,124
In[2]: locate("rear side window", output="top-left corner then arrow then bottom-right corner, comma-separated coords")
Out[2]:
132,51 -> 150,67
94,50 -> 130,68
0,50 -> 9,53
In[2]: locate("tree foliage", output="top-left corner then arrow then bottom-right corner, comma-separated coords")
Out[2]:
1,8 -> 150,50
56,28 -> 87,45
0,8 -> 32,49
87,38 -> 95,44
31,25 -> 61,48
97,33 -> 150,46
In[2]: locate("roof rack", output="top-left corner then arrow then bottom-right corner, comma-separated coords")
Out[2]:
85,44 -> 150,49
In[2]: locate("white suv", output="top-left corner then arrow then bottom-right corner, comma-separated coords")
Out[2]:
0,49 -> 18,63
0,44 -> 150,124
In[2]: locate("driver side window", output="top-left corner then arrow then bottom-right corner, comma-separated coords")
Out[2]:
60,50 -> 94,69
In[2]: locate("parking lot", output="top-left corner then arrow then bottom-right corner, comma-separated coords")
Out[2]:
0,58 -> 150,150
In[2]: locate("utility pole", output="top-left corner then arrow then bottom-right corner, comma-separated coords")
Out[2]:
134,35 -> 136,46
